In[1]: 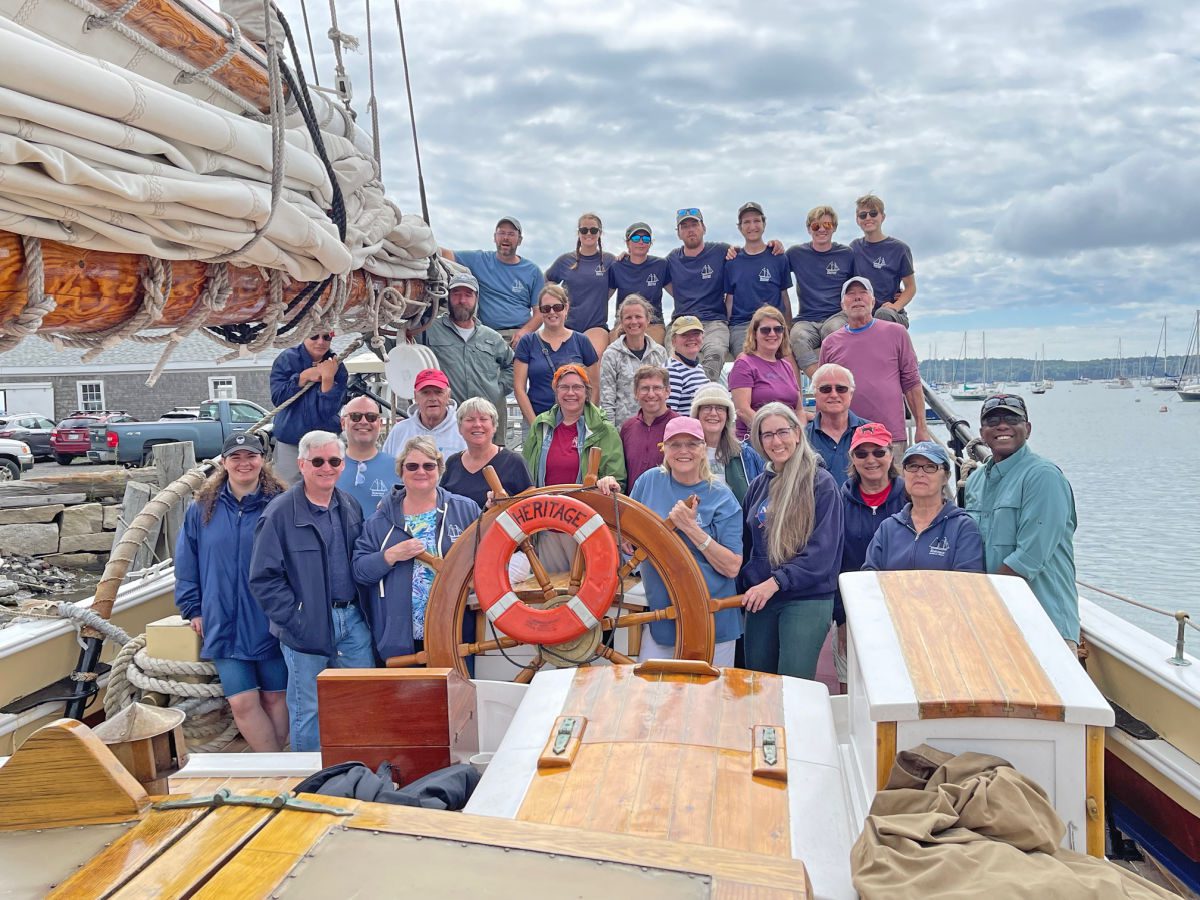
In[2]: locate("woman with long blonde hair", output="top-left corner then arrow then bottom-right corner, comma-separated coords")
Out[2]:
545,212 -> 616,359
739,403 -> 843,678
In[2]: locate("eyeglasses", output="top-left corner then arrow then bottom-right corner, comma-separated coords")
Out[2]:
628,234 -> 652,244
539,303 -> 566,314
817,384 -> 850,394
760,427 -> 795,443
757,325 -> 785,335
857,210 -> 880,220
557,384 -> 586,393
309,332 -> 333,342
677,208 -> 701,218
981,394 -> 1027,414
346,412 -> 380,423
982,412 -> 1026,427
903,462 -> 942,474
403,461 -> 438,472
809,221 -> 835,231
578,226 -> 600,235
306,456 -> 343,468
853,448 -> 889,459
697,405 -> 726,416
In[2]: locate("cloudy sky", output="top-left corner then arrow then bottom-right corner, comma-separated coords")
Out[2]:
273,0 -> 1200,364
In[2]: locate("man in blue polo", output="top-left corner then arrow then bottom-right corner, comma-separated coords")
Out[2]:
665,208 -> 733,381
965,394 -> 1080,644
724,201 -> 792,353
441,216 -> 544,346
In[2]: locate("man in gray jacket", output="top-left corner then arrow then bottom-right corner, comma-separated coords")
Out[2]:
420,272 -> 515,443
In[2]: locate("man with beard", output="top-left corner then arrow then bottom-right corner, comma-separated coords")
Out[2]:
420,272 -> 515,443
441,216 -> 544,345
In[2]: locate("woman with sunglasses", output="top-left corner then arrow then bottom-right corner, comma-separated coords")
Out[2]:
545,212 -> 616,360
689,384 -> 764,505
441,397 -> 531,509
269,329 -> 348,483
863,441 -> 982,572
513,284 -> 600,424
740,403 -> 843,679
600,295 -> 669,427
608,223 -> 669,344
728,307 -> 803,440
353,436 -> 481,667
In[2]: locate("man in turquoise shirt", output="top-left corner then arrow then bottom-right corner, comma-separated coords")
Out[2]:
965,394 -> 1079,642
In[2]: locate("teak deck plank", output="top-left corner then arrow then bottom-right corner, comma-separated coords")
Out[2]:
878,571 -> 1064,720
666,745 -> 720,846
548,741 -> 611,829
626,742 -> 684,840
586,742 -> 646,835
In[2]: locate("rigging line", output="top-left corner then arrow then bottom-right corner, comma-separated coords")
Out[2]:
326,0 -> 356,115
297,0 -> 321,85
391,0 -> 430,225
364,0 -> 382,166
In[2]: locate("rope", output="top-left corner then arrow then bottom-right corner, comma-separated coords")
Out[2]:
0,236 -> 58,352
55,601 -> 132,649
1077,579 -> 1200,633
175,12 -> 242,85
326,0 -> 357,114
364,0 -> 381,166
144,263 -> 233,386
391,0 -> 430,224
955,437 -> 985,493
297,0 -> 321,85
83,0 -> 141,32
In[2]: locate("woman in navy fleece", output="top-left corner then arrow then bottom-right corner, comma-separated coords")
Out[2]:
739,403 -> 843,679
863,441 -> 983,573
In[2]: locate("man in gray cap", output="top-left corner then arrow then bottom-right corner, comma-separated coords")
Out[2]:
419,271 -> 515,442
440,216 -> 544,346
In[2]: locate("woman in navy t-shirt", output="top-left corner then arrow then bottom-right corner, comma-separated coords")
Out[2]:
513,283 -> 600,423
544,212 -> 616,360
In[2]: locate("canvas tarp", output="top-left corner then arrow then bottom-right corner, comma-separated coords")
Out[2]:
851,744 -> 1176,899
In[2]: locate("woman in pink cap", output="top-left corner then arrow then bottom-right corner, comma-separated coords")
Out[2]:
629,416 -> 744,666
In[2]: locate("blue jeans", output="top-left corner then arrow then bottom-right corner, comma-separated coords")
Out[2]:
280,604 -> 375,751
744,596 -> 834,680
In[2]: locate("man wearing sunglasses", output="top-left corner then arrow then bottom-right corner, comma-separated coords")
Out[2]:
440,216 -> 545,347
803,363 -> 869,486
336,396 -> 394,515
608,223 -> 671,343
787,205 -> 857,377
965,394 -> 1080,645
382,368 -> 467,460
250,430 -> 375,751
269,329 -> 349,483
848,194 -> 914,327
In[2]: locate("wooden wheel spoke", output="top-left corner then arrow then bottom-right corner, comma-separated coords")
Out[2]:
617,546 -> 649,582
384,650 -> 428,668
514,653 -> 545,685
521,540 -> 559,602
601,607 -> 677,631
567,539 -> 586,594
415,550 -> 442,573
597,644 -> 635,665
459,634 -> 521,656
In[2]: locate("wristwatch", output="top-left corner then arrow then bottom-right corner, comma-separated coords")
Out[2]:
698,535 -> 713,552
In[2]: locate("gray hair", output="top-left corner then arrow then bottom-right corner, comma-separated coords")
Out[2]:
396,435 -> 445,477
749,403 -> 819,566
811,362 -> 855,391
690,384 -> 741,464
298,430 -> 345,457
457,396 -> 499,427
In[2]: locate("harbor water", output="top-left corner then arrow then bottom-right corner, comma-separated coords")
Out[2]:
939,382 -> 1200,647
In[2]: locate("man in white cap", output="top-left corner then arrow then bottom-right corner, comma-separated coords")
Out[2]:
381,368 -> 467,458
420,271 -> 515,442
818,277 -> 930,452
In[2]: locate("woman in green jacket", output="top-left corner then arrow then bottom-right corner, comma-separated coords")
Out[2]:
523,364 -> 627,489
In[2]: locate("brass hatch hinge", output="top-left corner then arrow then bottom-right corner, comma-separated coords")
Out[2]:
154,787 -> 353,816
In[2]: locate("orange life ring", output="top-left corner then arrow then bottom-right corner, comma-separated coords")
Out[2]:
474,494 -> 620,646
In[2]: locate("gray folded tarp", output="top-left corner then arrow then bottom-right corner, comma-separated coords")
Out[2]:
293,761 -> 480,810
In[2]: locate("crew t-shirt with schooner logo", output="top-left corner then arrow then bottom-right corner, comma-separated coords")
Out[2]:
666,242 -> 731,322
724,248 -> 792,325
608,256 -> 671,319
454,250 -> 545,330
848,236 -> 913,311
788,242 -> 855,322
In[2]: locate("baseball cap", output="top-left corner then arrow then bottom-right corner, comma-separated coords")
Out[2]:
737,201 -> 765,220
446,271 -> 479,293
903,441 -> 951,468
414,369 -> 451,392
841,276 -> 875,299
980,393 -> 1028,422
662,417 -> 705,444
849,422 -> 893,451
625,222 -> 652,240
495,216 -> 522,234
222,431 -> 265,456
675,207 -> 704,226
670,315 -> 705,338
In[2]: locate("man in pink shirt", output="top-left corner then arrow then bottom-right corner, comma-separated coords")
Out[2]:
818,277 -> 931,451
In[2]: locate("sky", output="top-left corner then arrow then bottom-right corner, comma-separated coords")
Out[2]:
270,0 -> 1200,363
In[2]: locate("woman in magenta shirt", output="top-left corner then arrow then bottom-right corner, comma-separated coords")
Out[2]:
728,307 -> 803,439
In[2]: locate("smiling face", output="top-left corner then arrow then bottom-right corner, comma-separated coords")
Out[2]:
677,218 -> 705,250
757,414 -> 798,467
341,396 -> 383,452
626,231 -> 651,263
813,371 -> 853,417
738,212 -> 765,243
634,374 -> 668,418
298,440 -> 343,493
841,282 -> 874,322
493,224 -> 521,258
902,457 -> 947,500
673,328 -> 703,358
856,204 -> 884,237
850,442 -> 892,485
222,448 -> 263,492
459,409 -> 496,449
696,403 -> 728,443
555,373 -> 587,418
981,412 -> 1032,462
400,448 -> 440,493
663,435 -> 704,481
577,215 -> 601,254
753,315 -> 785,357
303,331 -> 332,362
538,290 -> 568,329
621,303 -> 649,339
448,285 -> 477,323
415,385 -> 450,427
808,215 -> 836,250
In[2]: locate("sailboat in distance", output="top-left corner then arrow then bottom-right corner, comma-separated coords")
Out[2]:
950,331 -> 989,400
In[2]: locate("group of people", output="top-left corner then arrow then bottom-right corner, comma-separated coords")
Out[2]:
172,195 -> 1079,754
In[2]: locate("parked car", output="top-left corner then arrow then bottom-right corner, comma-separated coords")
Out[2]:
158,407 -> 201,420
89,399 -> 272,466
0,413 -> 56,460
0,438 -> 34,480
51,411 -> 137,465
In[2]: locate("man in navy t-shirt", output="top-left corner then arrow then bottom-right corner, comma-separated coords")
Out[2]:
848,194 -> 915,328
441,216 -> 544,346
665,208 -> 732,381
608,222 -> 671,344
724,202 -> 792,354
787,204 -> 856,376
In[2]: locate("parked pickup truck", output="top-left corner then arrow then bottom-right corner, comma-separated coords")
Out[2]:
88,398 -> 272,466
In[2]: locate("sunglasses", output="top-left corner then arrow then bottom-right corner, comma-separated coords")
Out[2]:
857,210 -> 880,220
809,221 -> 835,231
403,461 -> 438,472
853,448 -> 889,459
306,456 -> 342,468
817,384 -> 851,394
904,462 -> 942,474
628,234 -> 652,243
982,412 -> 1026,427
757,325 -> 785,335
539,302 -> 566,314
981,394 -> 1027,413
677,208 -> 701,217
309,332 -> 333,342
346,412 -> 380,423
578,226 -> 600,235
